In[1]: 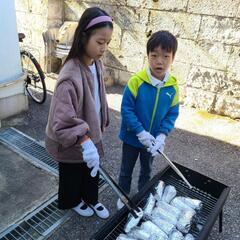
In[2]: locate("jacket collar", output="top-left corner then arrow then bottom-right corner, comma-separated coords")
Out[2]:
135,68 -> 177,87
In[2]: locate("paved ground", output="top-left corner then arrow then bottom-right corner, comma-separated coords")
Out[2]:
0,143 -> 58,233
2,80 -> 240,240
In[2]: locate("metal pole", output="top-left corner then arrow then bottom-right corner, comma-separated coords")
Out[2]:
158,150 -> 193,189
99,167 -> 139,218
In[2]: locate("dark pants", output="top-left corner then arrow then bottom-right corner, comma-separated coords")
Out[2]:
58,162 -> 99,209
118,143 -> 153,194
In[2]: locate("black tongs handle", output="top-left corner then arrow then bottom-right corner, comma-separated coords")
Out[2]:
99,166 -> 140,218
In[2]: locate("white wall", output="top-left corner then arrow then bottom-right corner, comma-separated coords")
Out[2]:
0,0 -> 22,83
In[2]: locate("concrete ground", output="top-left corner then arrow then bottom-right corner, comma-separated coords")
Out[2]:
0,142 -> 58,233
1,78 -> 240,240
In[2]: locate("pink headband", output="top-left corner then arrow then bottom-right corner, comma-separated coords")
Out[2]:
85,16 -> 112,30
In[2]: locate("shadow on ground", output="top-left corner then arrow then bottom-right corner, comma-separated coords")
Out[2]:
2,85 -> 239,240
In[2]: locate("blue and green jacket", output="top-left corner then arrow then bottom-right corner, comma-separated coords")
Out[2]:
119,68 -> 179,148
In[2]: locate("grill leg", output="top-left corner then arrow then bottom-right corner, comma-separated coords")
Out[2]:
219,210 -> 223,233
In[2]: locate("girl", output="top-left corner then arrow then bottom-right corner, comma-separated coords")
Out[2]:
45,7 -> 113,219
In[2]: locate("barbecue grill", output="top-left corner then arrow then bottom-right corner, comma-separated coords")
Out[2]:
91,162 -> 230,240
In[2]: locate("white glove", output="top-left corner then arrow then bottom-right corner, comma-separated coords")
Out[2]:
148,134 -> 166,157
81,139 -> 99,177
137,130 -> 155,148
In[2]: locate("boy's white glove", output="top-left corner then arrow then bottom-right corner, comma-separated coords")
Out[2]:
148,134 -> 166,157
137,130 -> 155,148
81,139 -> 99,177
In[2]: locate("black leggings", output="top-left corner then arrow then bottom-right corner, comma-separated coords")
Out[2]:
58,162 -> 99,209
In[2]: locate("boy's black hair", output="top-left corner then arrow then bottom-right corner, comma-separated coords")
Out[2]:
147,30 -> 178,57
64,7 -> 113,64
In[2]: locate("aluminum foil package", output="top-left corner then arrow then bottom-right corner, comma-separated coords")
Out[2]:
116,233 -> 137,240
154,180 -> 165,202
156,201 -> 182,217
127,227 -> 151,240
140,221 -> 168,240
124,209 -> 143,233
150,215 -> 176,235
183,197 -> 202,211
143,193 -> 156,217
169,230 -> 184,240
149,235 -> 168,240
177,210 -> 195,233
162,185 -> 177,203
184,233 -> 195,240
171,197 -> 196,214
151,206 -> 178,225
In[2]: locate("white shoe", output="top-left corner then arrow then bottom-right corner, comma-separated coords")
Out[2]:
117,198 -> 124,210
90,202 -> 109,219
73,201 -> 94,217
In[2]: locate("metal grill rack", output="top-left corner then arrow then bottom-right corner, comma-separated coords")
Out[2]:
91,163 -> 230,240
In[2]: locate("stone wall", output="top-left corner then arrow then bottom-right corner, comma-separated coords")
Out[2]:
16,0 -> 240,119
64,0 -> 240,119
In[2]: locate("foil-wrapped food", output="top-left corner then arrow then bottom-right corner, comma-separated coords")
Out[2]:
116,234 -> 137,240
151,205 -> 178,225
161,185 -> 177,203
177,210 -> 196,233
169,230 -> 184,240
122,181 -> 202,240
150,216 -> 176,235
154,180 -> 165,202
156,201 -> 182,217
143,193 -> 156,217
171,197 -> 196,214
184,233 -> 195,240
124,209 -> 143,233
127,227 -> 150,240
140,221 -> 168,240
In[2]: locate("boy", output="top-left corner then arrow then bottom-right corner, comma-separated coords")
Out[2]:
117,30 -> 179,209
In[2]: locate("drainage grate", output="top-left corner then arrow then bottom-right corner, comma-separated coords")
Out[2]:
0,128 -> 58,175
0,127 -> 106,187
0,127 -> 108,239
0,195 -> 72,240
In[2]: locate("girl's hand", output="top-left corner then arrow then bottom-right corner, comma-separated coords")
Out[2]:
81,139 -> 99,177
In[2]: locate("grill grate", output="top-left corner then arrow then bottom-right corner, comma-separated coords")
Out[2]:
91,164 -> 230,240
0,127 -> 106,187
0,196 -> 71,240
101,176 -> 217,240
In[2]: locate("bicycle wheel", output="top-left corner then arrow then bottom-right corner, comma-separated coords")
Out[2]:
20,50 -> 47,104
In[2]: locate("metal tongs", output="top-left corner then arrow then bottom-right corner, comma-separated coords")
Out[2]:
99,167 -> 142,218
155,147 -> 193,189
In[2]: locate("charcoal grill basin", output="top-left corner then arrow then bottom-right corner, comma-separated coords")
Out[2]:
91,162 -> 230,240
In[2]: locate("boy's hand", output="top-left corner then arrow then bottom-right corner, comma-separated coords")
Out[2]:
81,138 -> 99,177
148,134 -> 166,157
137,130 -> 155,148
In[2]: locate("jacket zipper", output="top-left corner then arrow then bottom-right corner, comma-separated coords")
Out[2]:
149,87 -> 160,133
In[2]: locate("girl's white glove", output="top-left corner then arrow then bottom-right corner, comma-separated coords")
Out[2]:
148,134 -> 166,157
137,130 -> 155,148
81,139 -> 99,177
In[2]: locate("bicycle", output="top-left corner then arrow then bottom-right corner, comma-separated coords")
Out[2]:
18,33 -> 47,104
